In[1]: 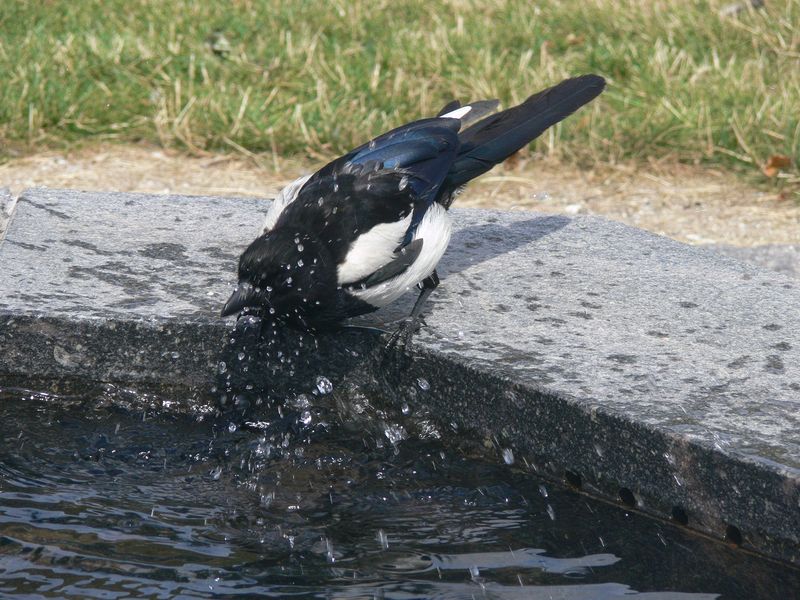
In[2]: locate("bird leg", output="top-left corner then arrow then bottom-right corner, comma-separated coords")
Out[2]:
386,270 -> 439,351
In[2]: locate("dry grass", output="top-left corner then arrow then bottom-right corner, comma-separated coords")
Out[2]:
0,0 -> 798,193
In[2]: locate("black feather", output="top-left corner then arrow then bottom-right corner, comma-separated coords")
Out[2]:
305,118 -> 460,194
442,74 -> 605,191
457,99 -> 501,129
437,100 -> 461,116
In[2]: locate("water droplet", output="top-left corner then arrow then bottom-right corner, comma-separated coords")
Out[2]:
416,377 -> 430,391
538,484 -> 548,498
237,352 -> 245,361
316,376 -> 333,395
297,259 -> 304,267
210,466 -> 223,480
594,443 -> 604,457
401,402 -> 411,415
217,361 -> 227,374
546,504 -> 556,520
291,393 -> 311,409
325,537 -> 335,563
469,565 -> 480,580
377,529 -> 389,550
384,424 -> 407,446
300,410 -> 312,426
502,448 -> 514,465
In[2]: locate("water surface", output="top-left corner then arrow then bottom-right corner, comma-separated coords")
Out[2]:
0,384 -> 797,599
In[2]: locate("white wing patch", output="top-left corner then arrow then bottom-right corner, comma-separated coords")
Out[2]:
337,213 -> 413,285
440,105 -> 472,120
261,174 -> 313,234
348,203 -> 451,308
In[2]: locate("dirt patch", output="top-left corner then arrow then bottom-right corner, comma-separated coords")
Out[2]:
1,144 -> 797,246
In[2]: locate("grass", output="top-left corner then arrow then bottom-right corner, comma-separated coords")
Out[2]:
0,0 -> 798,185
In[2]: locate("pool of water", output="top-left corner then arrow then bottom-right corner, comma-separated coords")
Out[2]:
0,382 -> 797,599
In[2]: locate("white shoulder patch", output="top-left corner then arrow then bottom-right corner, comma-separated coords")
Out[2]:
261,174 -> 313,234
440,105 -> 472,120
348,203 -> 451,308
337,213 -> 413,285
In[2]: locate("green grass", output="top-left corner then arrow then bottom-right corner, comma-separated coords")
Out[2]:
0,0 -> 798,182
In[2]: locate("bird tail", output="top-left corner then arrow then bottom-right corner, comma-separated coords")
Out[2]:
442,74 -> 605,192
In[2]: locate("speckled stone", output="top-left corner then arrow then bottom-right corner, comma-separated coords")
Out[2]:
706,244 -> 800,279
0,188 -> 798,564
0,187 -> 15,241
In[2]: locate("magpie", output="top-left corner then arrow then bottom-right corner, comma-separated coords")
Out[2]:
221,75 -> 605,343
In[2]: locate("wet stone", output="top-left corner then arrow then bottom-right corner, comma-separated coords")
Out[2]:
0,188 -> 799,564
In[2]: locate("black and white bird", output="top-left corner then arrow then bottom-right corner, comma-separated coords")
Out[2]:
221,75 -> 605,342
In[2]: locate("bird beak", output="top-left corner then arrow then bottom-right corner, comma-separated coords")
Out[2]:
221,282 -> 258,317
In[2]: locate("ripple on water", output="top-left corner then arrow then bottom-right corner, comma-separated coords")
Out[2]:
0,386 -> 795,599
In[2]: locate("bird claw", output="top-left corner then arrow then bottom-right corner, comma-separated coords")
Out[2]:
384,317 -> 421,353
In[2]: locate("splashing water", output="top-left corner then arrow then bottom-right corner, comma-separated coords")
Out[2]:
316,376 -> 334,395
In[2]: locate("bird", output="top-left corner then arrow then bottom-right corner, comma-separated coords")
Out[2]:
221,74 -> 606,345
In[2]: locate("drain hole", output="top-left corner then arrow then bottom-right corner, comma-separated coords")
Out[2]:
564,470 -> 582,489
725,525 -> 743,545
671,506 -> 689,526
618,487 -> 636,507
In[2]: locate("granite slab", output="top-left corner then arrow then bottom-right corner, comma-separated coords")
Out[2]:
706,243 -> 800,280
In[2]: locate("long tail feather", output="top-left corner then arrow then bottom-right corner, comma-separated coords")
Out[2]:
444,74 -> 605,189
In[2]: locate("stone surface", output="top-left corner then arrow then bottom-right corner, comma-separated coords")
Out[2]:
706,244 -> 800,279
0,187 -> 15,241
1,188 -> 799,564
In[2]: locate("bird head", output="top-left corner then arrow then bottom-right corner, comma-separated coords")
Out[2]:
221,230 -> 335,322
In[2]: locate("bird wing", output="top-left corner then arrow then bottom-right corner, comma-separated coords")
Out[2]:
303,117 -> 461,203
277,119 -> 461,285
